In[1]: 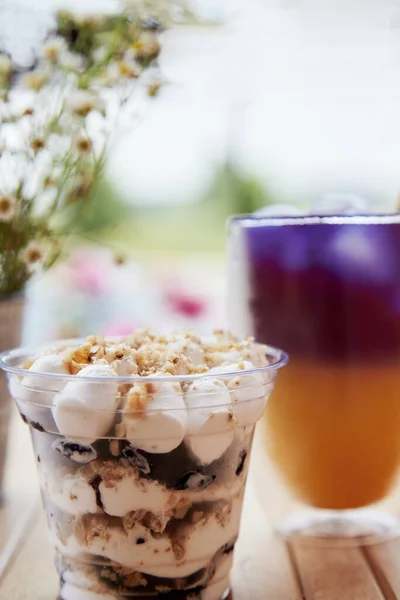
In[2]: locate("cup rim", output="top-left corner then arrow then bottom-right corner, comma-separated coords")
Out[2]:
229,213 -> 400,227
0,340 -> 289,385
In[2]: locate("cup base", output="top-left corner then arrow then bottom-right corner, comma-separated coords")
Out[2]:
277,508 -> 400,546
59,578 -> 231,600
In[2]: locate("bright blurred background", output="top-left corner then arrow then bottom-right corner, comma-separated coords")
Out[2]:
8,0 -> 400,342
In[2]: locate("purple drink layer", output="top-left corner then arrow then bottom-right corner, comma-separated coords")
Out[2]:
241,217 -> 400,362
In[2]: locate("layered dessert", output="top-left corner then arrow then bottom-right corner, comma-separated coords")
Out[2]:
4,329 -> 283,600
229,215 -> 400,510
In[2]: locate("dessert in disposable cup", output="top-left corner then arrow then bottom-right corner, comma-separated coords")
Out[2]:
0,330 -> 287,600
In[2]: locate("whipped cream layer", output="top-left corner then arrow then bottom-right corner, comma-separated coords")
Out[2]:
12,330 -> 272,459
39,452 -> 248,518
53,365 -> 120,444
49,491 -> 243,578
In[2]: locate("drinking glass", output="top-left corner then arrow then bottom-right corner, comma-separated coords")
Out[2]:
228,214 -> 400,544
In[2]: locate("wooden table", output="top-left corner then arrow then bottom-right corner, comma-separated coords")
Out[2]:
1,411 -> 400,600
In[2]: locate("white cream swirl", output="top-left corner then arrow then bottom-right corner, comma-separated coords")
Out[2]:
52,364 -> 119,443
184,379 -> 235,465
123,381 -> 187,454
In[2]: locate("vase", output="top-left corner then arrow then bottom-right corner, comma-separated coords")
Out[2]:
0,294 -> 24,503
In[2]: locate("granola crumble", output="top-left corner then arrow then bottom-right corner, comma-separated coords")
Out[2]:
26,329 -> 267,380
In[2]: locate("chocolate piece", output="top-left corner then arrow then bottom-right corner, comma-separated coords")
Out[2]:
92,438 -> 129,461
122,446 -> 151,474
176,471 -> 216,491
52,440 -> 97,464
236,450 -> 247,476
89,475 -> 104,511
21,415 -> 46,432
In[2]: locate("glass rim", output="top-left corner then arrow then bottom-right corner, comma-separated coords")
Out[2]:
0,341 -> 289,385
229,213 -> 400,227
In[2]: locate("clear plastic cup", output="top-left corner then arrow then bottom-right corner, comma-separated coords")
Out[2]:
0,342 -> 287,600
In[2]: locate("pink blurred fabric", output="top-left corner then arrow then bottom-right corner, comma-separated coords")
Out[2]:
102,320 -> 137,337
163,282 -> 207,319
71,252 -> 112,296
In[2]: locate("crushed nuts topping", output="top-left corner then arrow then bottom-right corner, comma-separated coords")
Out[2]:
24,329 -> 268,385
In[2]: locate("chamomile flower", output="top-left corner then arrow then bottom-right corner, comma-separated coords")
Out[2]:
58,51 -> 85,72
30,136 -> 46,153
42,36 -> 68,61
22,70 -> 49,91
133,31 -> 160,62
20,241 -> 47,266
73,136 -> 93,156
0,194 -> 17,222
119,59 -> 139,79
66,90 -> 106,117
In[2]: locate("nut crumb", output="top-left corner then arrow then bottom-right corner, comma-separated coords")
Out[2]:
172,540 -> 185,561
109,440 -> 120,457
125,384 -> 149,418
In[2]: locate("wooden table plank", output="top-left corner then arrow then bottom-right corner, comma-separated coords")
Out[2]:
0,499 -> 37,582
0,507 -> 58,600
363,540 -> 400,600
231,484 -> 302,600
0,410 -> 39,580
290,541 -> 385,600
0,408 -> 38,507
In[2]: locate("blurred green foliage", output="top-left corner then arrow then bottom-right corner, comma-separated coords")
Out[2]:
63,178 -> 131,235
201,161 -> 275,215
66,162 -> 276,254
